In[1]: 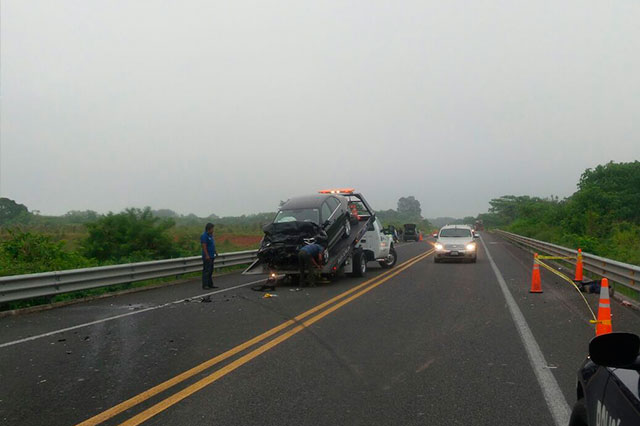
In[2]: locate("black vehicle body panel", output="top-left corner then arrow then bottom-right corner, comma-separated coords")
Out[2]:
273,194 -> 350,249
575,357 -> 640,425
257,221 -> 326,272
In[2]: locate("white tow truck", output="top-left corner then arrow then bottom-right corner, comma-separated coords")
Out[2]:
357,216 -> 397,270
244,188 -> 397,282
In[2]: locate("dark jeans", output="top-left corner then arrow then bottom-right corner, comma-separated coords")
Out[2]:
298,251 -> 318,286
202,258 -> 214,288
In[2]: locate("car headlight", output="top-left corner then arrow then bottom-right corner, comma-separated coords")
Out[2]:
435,243 -> 444,251
466,243 -> 476,251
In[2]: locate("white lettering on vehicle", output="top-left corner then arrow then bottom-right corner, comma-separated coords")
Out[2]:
596,401 -> 621,426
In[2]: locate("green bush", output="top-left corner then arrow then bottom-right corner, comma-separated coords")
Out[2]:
82,207 -> 179,262
0,229 -> 94,276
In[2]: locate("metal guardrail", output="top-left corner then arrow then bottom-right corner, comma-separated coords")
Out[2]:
0,250 -> 258,304
495,230 -> 640,294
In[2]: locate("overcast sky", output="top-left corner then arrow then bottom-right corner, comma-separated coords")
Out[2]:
1,0 -> 639,218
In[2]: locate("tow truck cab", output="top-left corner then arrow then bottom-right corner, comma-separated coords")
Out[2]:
358,217 -> 397,268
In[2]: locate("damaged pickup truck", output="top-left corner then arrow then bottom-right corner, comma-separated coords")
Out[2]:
244,189 -> 395,283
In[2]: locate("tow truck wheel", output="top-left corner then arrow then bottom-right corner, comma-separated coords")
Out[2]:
379,246 -> 397,268
286,274 -> 300,286
350,249 -> 367,277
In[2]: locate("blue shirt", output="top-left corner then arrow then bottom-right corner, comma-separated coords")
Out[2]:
200,232 -> 216,259
300,243 -> 323,257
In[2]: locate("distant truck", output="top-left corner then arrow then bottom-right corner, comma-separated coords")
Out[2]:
244,189 -> 396,284
403,223 -> 420,242
474,220 -> 484,231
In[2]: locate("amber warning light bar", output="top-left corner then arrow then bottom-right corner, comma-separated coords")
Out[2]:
318,188 -> 355,194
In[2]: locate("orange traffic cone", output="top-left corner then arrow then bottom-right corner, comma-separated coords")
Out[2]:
530,253 -> 543,293
574,248 -> 584,281
595,278 -> 612,336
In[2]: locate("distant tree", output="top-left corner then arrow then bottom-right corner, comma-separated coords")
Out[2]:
397,196 -> 422,220
429,217 -> 459,228
175,213 -> 203,227
82,207 -> 178,262
462,216 -> 476,224
571,161 -> 640,225
375,209 -> 402,225
0,198 -> 31,225
152,209 -> 179,218
63,210 -> 100,223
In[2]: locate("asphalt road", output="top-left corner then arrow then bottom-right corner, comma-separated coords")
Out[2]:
1,232 -> 640,425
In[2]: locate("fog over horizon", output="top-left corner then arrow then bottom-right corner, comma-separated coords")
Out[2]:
1,1 -> 639,219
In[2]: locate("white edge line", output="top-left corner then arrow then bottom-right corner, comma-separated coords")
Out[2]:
0,278 -> 268,349
480,236 -> 571,426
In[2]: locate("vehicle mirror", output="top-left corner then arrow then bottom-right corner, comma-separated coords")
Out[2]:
322,220 -> 332,228
589,332 -> 640,368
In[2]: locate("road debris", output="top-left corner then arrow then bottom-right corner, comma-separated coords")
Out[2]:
263,293 -> 278,299
201,296 -> 212,303
251,284 -> 276,292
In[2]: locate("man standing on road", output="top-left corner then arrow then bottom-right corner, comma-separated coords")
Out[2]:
201,223 -> 219,289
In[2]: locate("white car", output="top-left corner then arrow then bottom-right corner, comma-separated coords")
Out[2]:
434,225 -> 479,263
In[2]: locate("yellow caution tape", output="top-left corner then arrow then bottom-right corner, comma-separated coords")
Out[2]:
537,255 -> 577,260
535,259 -> 597,322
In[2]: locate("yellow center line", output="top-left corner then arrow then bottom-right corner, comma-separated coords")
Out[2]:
120,249 -> 434,426
76,248 -> 433,426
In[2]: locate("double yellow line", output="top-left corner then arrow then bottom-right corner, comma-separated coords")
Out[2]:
78,248 -> 434,426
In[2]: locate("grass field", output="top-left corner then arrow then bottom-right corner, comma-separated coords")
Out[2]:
0,224 -> 263,311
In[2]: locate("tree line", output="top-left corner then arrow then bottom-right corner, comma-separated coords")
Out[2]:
476,161 -> 640,265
